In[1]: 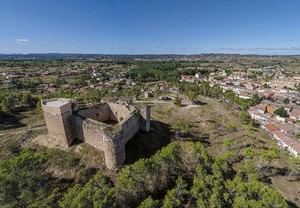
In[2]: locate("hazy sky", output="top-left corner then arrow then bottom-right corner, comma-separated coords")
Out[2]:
1,0 -> 300,54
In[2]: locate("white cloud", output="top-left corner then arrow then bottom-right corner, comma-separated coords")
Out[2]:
15,38 -> 30,45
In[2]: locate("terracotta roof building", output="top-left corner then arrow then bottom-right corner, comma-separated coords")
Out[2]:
273,130 -> 300,156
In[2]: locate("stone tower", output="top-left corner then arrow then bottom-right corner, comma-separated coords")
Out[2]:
41,98 -> 74,148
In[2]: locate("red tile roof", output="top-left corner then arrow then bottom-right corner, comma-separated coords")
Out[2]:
290,107 -> 300,119
253,103 -> 266,112
273,130 -> 300,153
264,123 -> 279,132
276,122 -> 297,134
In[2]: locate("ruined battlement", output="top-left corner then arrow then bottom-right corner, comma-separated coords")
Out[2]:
42,98 -> 150,170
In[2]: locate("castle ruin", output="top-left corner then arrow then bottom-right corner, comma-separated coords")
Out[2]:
41,98 -> 151,170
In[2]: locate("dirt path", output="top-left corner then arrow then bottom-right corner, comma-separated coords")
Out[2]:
133,100 -> 171,104
0,123 -> 46,137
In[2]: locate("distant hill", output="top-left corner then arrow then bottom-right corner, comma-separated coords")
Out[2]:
0,53 -> 299,60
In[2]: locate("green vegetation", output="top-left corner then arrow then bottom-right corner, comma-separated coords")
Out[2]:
274,107 -> 289,118
0,141 -> 283,207
0,88 -> 40,114
239,110 -> 252,124
173,96 -> 182,107
0,147 -> 80,208
171,119 -> 192,135
186,90 -> 198,101
283,97 -> 290,105
0,105 -> 292,207
129,61 -> 180,82
223,138 -> 235,150
138,197 -> 160,208
260,147 -> 280,168
121,142 -> 285,207
59,173 -> 116,208
162,177 -> 188,208
179,82 -> 261,110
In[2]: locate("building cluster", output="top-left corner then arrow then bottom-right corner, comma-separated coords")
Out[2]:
181,67 -> 300,100
180,67 -> 300,157
0,63 -> 138,94
0,66 -> 85,81
249,99 -> 300,156
180,72 -> 207,83
88,66 -> 137,91
141,81 -> 180,99
0,65 -> 86,93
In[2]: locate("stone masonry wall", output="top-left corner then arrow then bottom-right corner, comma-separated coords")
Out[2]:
76,104 -> 114,122
71,111 -> 141,169
42,102 -> 73,147
120,113 -> 141,144
108,102 -> 134,122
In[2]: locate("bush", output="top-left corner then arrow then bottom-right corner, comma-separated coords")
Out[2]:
116,142 -> 210,206
0,148 -> 51,207
274,107 -> 289,118
173,96 -> 182,107
59,172 -> 116,208
162,177 -> 189,208
138,197 -> 160,208
0,147 -> 82,208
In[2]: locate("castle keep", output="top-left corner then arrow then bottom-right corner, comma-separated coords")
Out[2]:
42,98 -> 150,170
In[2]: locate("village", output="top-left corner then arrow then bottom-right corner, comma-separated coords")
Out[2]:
2,58 -> 300,159
2,0 -> 300,206
180,66 -> 300,157
2,56 -> 300,207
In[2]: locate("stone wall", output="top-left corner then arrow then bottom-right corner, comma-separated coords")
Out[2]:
76,104 -> 114,122
119,112 -> 141,144
108,102 -> 134,122
71,111 -> 141,170
42,99 -> 149,170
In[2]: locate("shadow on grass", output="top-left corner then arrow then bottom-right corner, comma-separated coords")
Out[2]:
125,120 -> 171,164
193,100 -> 207,105
0,111 -> 26,130
172,132 -> 210,145
287,200 -> 299,208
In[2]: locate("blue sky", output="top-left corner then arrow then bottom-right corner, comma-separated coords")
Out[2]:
1,0 -> 300,54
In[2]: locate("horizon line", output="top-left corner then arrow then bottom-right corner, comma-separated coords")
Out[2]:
1,52 -> 300,57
